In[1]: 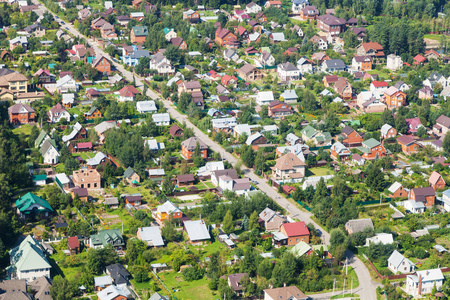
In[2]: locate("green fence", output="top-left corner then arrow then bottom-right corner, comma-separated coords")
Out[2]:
356,197 -> 392,206
296,200 -> 312,211
309,145 -> 332,151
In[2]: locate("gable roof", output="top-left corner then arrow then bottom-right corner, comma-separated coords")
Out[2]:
182,137 -> 207,151
388,182 -> 403,194
345,218 -> 374,233
123,166 -> 136,178
380,124 -> 393,135
281,221 -> 309,237
396,135 -> 416,146
9,235 -> 51,272
429,171 -> 444,186
184,220 -> 210,241
274,153 -> 306,171
362,138 -> 381,148
15,192 -> 53,213
263,286 -> 307,300
436,115 -> 450,128
388,250 -> 414,269
8,103 -> 34,114
137,226 -> 164,247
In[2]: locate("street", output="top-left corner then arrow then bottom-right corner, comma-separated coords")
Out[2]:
32,2 -> 379,298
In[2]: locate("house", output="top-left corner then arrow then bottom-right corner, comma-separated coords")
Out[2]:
321,59 -> 346,72
183,9 -> 200,21
62,93 -> 75,108
123,166 -> 140,185
67,236 -> 80,254
238,64 -> 263,81
418,86 -> 433,100
84,107 -> 102,120
370,81 -> 389,94
215,27 -> 239,49
94,275 -> 114,291
345,218 -> 374,234
259,207 -> 287,231
35,130 -> 50,148
297,57 -> 313,74
334,77 -> 352,99
277,62 -> 300,81
214,170 -> 251,195
386,54 -> 403,71
246,1 -> 262,13
388,250 -> 415,274
54,75 -> 78,93
301,125 -> 332,146
357,138 -> 387,160
169,124 -> 183,137
92,55 -> 111,75
39,139 -> 59,165
118,85 -> 139,102
145,139 -> 165,152
176,174 -> 195,187
197,161 -> 225,177
246,132 -> 267,147
330,141 -> 351,160
352,56 -> 372,71
32,174 -> 47,186
280,221 -> 310,245
181,137 -> 208,159
212,117 -> 237,133
365,233 -> 394,247
380,124 -> 397,139
323,75 -> 338,87
34,69 -> 55,84
264,286 -> 307,300
152,113 -> 170,126
352,154 -> 365,166
405,118 -> 422,134
317,14 -> 346,36
47,103 -> 70,123
424,72 -> 447,88
310,35 -> 327,50
356,42 -> 385,59
149,292 -> 169,300
224,273 -> 248,296
123,49 -> 150,67
105,264 -> 131,286
223,49 -> 239,62
256,91 -> 274,106
280,89 -> 298,104
388,182 -> 407,198
268,100 -> 293,119
9,36 -> 28,51
71,186 -> 89,202
292,0 -> 309,13
269,32 -> 286,43
0,72 -> 28,93
131,26 -> 148,44
8,103 -> 35,125
271,153 -> 306,182
136,100 -> 157,114
171,37 -> 187,50
406,269 -> 444,296
404,199 -> 425,214
300,5 -> 319,20
124,194 -> 141,206
8,235 -> 51,281
258,51 -> 276,67
15,192 -> 53,219
433,115 -> 450,136
429,171 -> 445,191
90,229 -> 124,249
409,187 -> 436,207
72,169 -> 101,190
383,86 -> 406,109
163,28 -> 177,41
396,135 -> 419,155
338,126 -> 363,147
286,133 -> 302,146
155,201 -> 182,223
413,54 -> 427,65
183,220 -> 211,245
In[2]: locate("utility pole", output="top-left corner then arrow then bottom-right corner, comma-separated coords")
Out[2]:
333,278 -> 335,295
343,279 -> 345,297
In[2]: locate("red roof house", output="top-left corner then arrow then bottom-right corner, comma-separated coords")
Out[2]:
429,171 -> 445,191
68,236 -> 80,254
280,221 -> 310,245
413,54 -> 427,65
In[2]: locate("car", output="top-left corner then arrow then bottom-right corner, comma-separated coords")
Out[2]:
253,180 -> 259,185
55,15 -> 59,18
60,21 -> 65,25
65,27 -> 69,30
316,229 -> 322,236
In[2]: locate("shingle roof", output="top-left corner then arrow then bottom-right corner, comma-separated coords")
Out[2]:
274,153 -> 306,171
263,286 -> 307,300
182,137 -> 207,151
362,138 -> 380,148
281,221 -> 309,237
396,135 -> 416,145
345,218 -> 374,233
8,103 -> 34,114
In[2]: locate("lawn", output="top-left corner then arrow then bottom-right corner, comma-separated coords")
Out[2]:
187,239 -> 227,257
308,167 -> 334,176
158,271 -> 215,300
72,152 -> 96,160
194,182 -> 207,189
13,124 -> 33,137
204,181 -> 215,189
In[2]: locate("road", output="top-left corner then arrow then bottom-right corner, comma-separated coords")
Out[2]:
33,3 -> 379,298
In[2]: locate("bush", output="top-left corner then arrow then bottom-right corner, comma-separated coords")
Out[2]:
182,264 -> 204,281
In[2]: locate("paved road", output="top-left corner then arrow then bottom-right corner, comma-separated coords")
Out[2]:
33,3 -> 379,298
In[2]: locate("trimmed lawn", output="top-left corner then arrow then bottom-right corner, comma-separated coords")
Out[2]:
187,240 -> 227,257
194,182 -> 207,189
308,167 -> 334,176
13,124 -> 33,137
204,181 -> 215,189
159,271 -> 215,300
72,152 -> 96,160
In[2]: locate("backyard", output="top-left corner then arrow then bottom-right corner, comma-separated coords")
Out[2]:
158,271 -> 215,300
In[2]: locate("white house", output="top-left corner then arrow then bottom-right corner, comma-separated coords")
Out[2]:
256,91 -> 274,105
9,235 -> 51,281
136,100 -> 157,113
212,169 -> 251,195
197,161 -> 225,177
297,57 -> 313,74
292,0 -> 309,14
47,103 -> 70,123
150,53 -> 175,75
386,54 -> 403,71
404,199 -> 425,214
406,269 -> 444,296
245,1 -> 262,14
280,89 -> 298,104
152,113 -> 170,126
257,51 -> 275,67
40,139 -> 59,165
145,139 -> 165,151
163,28 -> 177,41
388,250 -> 415,274
277,62 -> 300,81
441,189 -> 450,212
223,49 -> 239,62
365,233 -> 394,247
55,75 -> 78,93
212,117 -> 237,132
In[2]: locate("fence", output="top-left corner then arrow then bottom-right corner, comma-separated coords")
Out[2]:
296,200 -> 311,211
170,188 -> 218,197
151,270 -> 176,300
356,197 -> 392,206
309,145 -> 332,151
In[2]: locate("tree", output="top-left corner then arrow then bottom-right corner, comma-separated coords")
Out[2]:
443,132 -> 450,153
381,109 -> 395,126
241,145 -> 255,168
242,214 -> 249,231
161,216 -> 179,242
395,114 -> 408,134
365,165 -> 385,191
164,44 -> 181,64
178,92 -> 192,112
50,276 -> 75,300
329,228 -> 348,252
182,263 -> 204,281
161,177 -> 174,195
254,148 -> 265,175
249,211 -> 259,231
222,210 -> 234,233
87,246 -> 119,275
257,259 -> 273,279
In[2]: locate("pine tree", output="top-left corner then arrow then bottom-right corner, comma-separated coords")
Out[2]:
222,210 -> 234,233
242,214 -> 249,231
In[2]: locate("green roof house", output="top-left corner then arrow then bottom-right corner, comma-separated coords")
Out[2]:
34,130 -> 49,148
357,138 -> 387,160
123,166 -> 140,185
8,235 -> 51,281
89,229 -> 124,250
32,174 -> 47,186
301,125 -> 317,141
15,192 -> 53,218
289,241 -> 311,257
301,125 -> 332,146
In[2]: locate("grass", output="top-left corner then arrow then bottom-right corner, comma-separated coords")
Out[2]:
13,124 -> 33,137
72,152 -> 96,160
308,167 -> 334,176
187,240 -> 227,257
194,182 -> 207,189
331,293 -> 360,299
204,181 -> 215,189
158,271 -> 215,300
